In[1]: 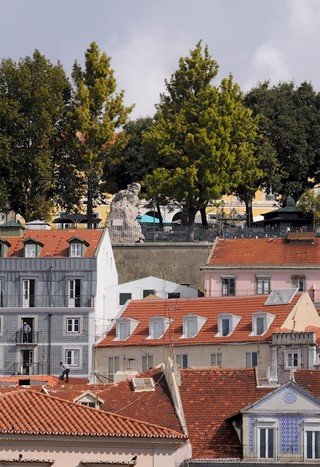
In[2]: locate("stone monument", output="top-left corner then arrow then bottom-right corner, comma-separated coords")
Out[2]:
106,182 -> 144,243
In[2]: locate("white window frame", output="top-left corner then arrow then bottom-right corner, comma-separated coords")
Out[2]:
118,321 -> 129,340
149,318 -> 164,339
107,356 -> 120,382
142,354 -> 153,372
22,279 -> 35,308
210,352 -> 222,367
68,278 -> 81,308
66,317 -> 81,334
286,350 -> 301,369
119,292 -> 132,306
257,420 -> 277,460
246,351 -> 258,368
24,243 -> 36,258
65,348 -> 80,367
256,276 -> 270,295
221,276 -> 236,296
304,421 -> 320,460
70,242 -> 82,257
176,354 -> 188,368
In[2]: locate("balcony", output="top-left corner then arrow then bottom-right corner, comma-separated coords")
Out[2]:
13,362 -> 41,376
0,294 -> 95,308
15,330 -> 38,344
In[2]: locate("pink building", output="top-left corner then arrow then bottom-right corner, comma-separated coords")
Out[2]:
202,232 -> 320,305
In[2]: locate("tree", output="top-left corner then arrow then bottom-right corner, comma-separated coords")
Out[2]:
103,116 -> 154,193
244,81 -> 320,202
297,188 -> 320,228
0,51 -> 72,221
142,42 -> 261,240
70,42 -> 133,228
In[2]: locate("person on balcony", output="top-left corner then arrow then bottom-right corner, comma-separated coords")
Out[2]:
22,322 -> 31,343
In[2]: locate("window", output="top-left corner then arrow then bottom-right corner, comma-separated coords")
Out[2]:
24,243 -> 36,258
305,426 -> 320,459
222,318 -> 230,336
66,318 -> 80,333
142,354 -> 153,372
168,292 -> 180,299
22,279 -> 35,308
118,320 -> 129,340
143,289 -> 155,298
211,353 -> 222,367
65,349 -> 80,367
80,401 -> 96,408
70,242 -> 82,257
291,275 -> 305,291
258,425 -> 275,459
0,279 -> 3,307
286,351 -> 300,369
222,277 -> 235,296
119,292 -> 132,305
246,352 -> 258,368
256,276 -> 270,295
176,354 -> 188,368
185,317 -> 197,338
256,317 -> 266,335
107,356 -> 120,382
68,279 -> 81,307
149,318 -> 164,339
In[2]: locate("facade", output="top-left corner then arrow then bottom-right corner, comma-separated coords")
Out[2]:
202,233 -> 320,304
0,225 -> 118,378
95,290 -> 320,383
105,275 -> 199,322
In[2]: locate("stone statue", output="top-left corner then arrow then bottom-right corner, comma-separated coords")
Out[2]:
106,182 -> 144,242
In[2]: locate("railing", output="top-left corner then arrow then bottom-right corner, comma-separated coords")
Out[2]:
15,330 -> 39,344
13,362 -> 41,376
0,295 -> 95,308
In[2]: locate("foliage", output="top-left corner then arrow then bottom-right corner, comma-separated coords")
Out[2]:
103,116 -> 153,193
244,81 -> 320,202
0,51 -> 72,221
69,42 -> 133,227
142,42 -> 261,239
297,188 -> 320,226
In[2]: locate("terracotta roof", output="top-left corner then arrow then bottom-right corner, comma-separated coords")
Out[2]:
179,368 -> 272,459
205,237 -> 320,268
2,229 -> 104,258
294,370 -> 320,398
44,367 -> 183,434
0,390 -> 185,439
0,375 -> 61,386
97,294 -> 302,347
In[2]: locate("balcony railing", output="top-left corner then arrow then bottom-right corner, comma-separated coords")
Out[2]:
0,295 -> 95,308
13,362 -> 41,376
15,330 -> 38,344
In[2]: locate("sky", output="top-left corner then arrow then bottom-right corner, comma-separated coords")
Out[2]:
1,0 -> 320,119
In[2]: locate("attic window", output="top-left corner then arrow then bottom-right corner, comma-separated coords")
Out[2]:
215,313 -> 241,337
132,377 -> 155,392
114,318 -> 140,341
0,240 -> 10,257
250,312 -> 275,337
67,237 -> 89,257
181,314 -> 207,338
24,242 -> 36,257
147,316 -> 172,339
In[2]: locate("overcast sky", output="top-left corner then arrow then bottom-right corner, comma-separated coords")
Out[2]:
1,0 -> 320,119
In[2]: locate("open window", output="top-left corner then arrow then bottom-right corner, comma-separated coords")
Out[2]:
215,313 -> 241,337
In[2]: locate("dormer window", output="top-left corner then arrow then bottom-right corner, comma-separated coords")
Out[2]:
216,313 -> 241,337
67,237 -> 89,257
0,239 -> 10,257
115,318 -> 140,341
181,314 -> 207,338
251,312 -> 275,337
147,316 -> 172,339
23,238 -> 43,258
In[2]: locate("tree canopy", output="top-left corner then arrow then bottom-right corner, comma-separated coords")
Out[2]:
0,50 -> 71,221
70,42 -> 133,227
142,42 -> 261,239
244,81 -> 320,202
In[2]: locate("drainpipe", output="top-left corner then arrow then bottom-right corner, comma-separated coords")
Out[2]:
48,313 -> 52,375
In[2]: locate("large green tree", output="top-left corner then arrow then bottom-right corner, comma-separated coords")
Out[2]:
244,81 -> 320,202
70,42 -> 133,228
0,51 -> 71,221
142,42 -> 261,240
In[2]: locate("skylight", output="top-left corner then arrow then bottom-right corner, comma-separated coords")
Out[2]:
264,288 -> 297,306
132,377 -> 155,392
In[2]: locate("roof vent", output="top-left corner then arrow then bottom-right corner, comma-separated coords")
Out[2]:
132,377 -> 155,392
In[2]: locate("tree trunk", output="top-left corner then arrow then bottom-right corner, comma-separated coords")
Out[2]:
87,178 -> 93,229
186,209 -> 197,242
200,207 -> 208,227
156,203 -> 163,229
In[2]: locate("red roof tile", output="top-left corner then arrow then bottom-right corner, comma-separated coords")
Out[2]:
205,237 -> 320,267
179,368 -> 272,459
98,294 -> 302,347
294,370 -> 320,398
0,390 -> 185,439
44,367 -> 183,434
2,229 -> 104,258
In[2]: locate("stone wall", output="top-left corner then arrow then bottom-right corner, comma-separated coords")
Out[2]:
112,243 -> 213,293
